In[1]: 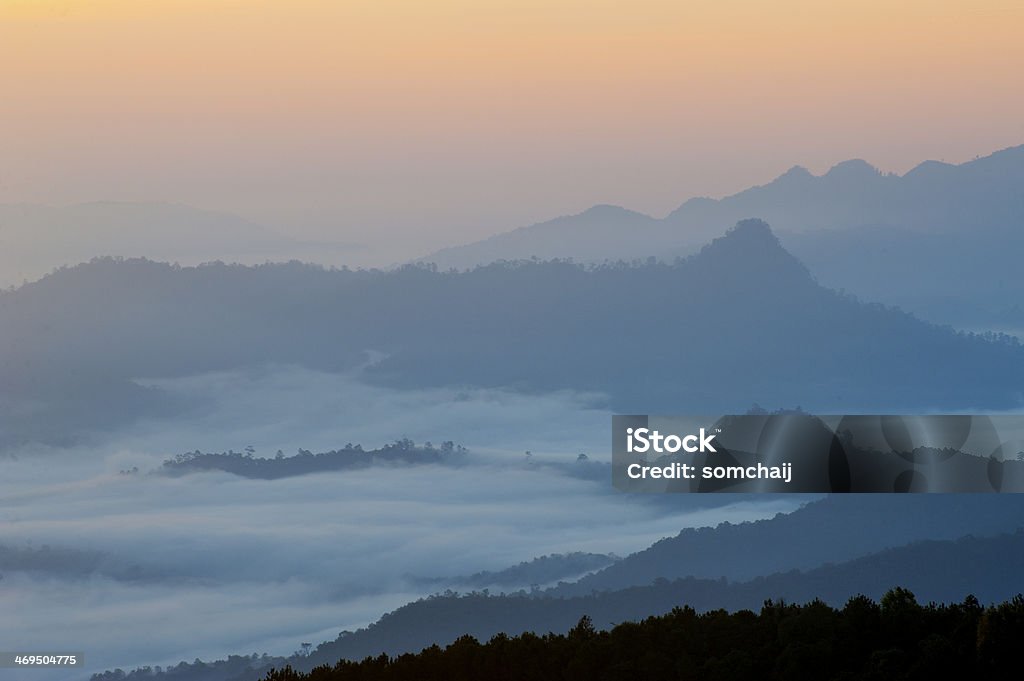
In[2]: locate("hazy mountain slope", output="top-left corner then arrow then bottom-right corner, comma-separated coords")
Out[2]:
780,224 -> 1024,330
368,220 -> 1024,412
301,530 -> 1024,667
97,501 -> 1024,681
414,552 -> 621,591
3,219 -> 1024,446
0,201 -> 358,287
667,145 -> 1024,236
554,494 -> 1024,594
130,529 -> 1024,680
421,204 -> 663,270
418,144 -> 1024,329
424,144 -> 1024,269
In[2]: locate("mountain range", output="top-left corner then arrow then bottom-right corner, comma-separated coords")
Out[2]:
421,144 -> 1024,330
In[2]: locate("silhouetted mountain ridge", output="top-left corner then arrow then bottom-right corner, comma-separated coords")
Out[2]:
3,219 -> 1023,446
293,530 -> 1024,670
107,527 -> 1024,680
554,494 -> 1024,594
419,144 -> 1024,329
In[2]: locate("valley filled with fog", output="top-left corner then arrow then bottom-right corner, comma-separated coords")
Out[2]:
0,368 -> 802,679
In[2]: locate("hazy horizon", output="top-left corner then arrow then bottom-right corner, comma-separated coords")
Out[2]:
0,142 -> 1020,281
3,1 -> 1023,264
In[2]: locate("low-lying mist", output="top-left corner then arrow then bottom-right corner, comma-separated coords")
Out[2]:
0,367 -> 803,680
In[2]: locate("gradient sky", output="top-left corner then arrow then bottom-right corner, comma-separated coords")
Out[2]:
2,0 -> 1023,262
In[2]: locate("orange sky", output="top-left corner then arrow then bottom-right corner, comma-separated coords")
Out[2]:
2,0 -> 1023,260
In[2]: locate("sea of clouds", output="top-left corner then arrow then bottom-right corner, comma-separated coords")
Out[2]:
0,367 -> 803,680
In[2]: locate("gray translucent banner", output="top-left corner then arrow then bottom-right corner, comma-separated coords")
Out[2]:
613,414 -> 1024,493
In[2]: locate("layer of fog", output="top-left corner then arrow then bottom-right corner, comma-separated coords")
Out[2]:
0,202 -> 363,290
0,368 -> 803,679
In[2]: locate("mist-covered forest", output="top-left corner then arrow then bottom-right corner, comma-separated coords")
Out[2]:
159,440 -> 468,479
3,219 -> 1023,448
88,492 -> 1024,681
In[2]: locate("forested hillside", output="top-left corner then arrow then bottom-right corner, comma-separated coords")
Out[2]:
4,220 -> 1023,446
258,589 -> 1024,681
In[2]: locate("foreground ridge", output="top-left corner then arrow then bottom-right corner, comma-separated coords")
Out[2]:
261,589 -> 1024,681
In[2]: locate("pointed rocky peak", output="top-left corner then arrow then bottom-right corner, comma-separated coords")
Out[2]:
691,219 -> 813,283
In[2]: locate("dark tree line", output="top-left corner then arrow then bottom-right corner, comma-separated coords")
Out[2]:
161,440 -> 468,479
261,589 -> 1024,681
92,654 -> 286,681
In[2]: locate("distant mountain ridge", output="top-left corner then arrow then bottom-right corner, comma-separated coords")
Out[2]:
420,204 -> 662,269
413,552 -> 620,591
553,494 -> 1024,594
0,201 -> 360,288
420,144 -> 1024,330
